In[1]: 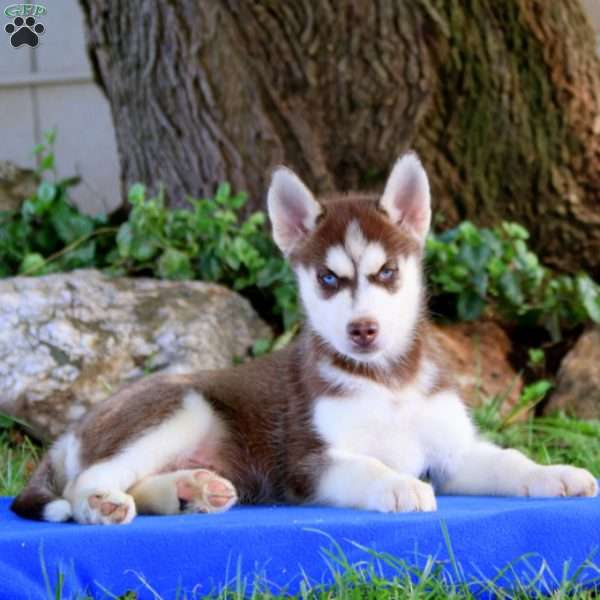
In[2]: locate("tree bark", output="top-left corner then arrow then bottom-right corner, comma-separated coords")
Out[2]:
79,0 -> 600,277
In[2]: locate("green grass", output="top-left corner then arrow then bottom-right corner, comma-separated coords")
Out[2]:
2,409 -> 599,599
0,418 -> 39,496
33,541 -> 600,600
480,413 -> 600,474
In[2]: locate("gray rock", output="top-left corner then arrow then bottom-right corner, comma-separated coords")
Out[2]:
0,270 -> 271,440
544,326 -> 600,419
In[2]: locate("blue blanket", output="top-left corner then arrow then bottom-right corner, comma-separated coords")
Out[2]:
1,493 -> 599,599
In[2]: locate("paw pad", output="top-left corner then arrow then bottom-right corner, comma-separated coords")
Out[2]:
5,16 -> 44,48
175,469 -> 238,514
84,491 -> 134,525
204,479 -> 236,508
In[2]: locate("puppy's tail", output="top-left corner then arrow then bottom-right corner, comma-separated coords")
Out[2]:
10,455 -> 72,522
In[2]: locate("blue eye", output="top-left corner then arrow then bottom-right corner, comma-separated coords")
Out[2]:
319,271 -> 339,288
378,266 -> 397,281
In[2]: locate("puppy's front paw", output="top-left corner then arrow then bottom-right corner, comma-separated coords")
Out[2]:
367,475 -> 437,512
524,465 -> 598,498
74,490 -> 137,525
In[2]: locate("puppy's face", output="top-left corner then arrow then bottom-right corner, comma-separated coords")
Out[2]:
268,153 -> 431,366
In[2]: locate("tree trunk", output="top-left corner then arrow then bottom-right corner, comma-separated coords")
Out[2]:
79,0 -> 600,277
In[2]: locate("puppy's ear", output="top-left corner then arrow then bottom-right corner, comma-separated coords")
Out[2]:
267,167 -> 322,255
378,152 -> 431,243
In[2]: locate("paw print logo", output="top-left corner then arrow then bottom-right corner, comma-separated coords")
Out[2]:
5,16 -> 44,48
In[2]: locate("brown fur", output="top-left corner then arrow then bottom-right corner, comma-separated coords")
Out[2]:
77,374 -> 189,467
291,194 -> 420,268
10,455 -> 57,520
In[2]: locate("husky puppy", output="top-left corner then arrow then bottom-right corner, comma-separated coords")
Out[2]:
12,153 -> 598,525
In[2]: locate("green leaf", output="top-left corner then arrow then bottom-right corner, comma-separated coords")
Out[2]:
43,129 -> 57,145
51,204 -> 95,244
458,242 -> 491,272
252,338 -> 272,357
57,176 -> 81,189
230,192 -> 248,210
473,272 -> 488,296
527,348 -> 545,367
157,248 -> 193,280
457,291 -> 485,321
36,182 -> 57,212
215,182 -> 231,205
61,241 -> 96,268
116,223 -> 133,257
499,270 -> 525,306
502,222 -> 529,240
577,275 -> 600,323
128,183 -> 146,205
520,379 -> 553,406
131,238 -> 158,262
487,257 -> 506,279
457,221 -> 479,242
20,198 -> 37,219
19,252 -> 46,274
39,153 -> 55,171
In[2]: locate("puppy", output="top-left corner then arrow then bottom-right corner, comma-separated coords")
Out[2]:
12,153 -> 597,524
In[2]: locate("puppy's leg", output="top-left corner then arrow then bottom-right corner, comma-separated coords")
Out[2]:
437,439 -> 598,498
315,448 -> 437,512
65,390 -> 226,524
423,390 -> 597,498
62,461 -> 139,525
70,488 -> 137,525
129,469 -> 238,515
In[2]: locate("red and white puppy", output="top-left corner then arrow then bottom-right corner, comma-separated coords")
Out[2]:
12,153 -> 598,524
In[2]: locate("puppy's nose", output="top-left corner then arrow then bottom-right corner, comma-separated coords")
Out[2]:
347,319 -> 379,348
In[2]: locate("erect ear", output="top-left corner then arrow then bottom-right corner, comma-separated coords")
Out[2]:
267,167 -> 322,255
378,152 -> 431,243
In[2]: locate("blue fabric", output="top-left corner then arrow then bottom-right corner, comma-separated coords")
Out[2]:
1,493 -> 599,599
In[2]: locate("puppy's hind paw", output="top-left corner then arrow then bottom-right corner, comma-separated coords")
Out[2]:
74,490 -> 137,525
176,469 -> 238,514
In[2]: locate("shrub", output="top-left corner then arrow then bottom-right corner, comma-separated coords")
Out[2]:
0,131 -> 108,277
0,134 -> 297,331
112,182 -> 297,329
1,134 -> 599,343
426,221 -> 600,340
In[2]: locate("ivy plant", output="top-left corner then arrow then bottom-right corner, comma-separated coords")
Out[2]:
426,221 -> 600,340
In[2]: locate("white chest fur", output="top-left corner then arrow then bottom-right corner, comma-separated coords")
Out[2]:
312,363 -> 475,480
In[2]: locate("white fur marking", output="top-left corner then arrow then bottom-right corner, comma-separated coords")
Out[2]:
313,381 -> 475,509
358,242 -> 386,277
50,432 -> 82,491
325,245 -> 354,279
43,499 -> 72,522
344,220 -> 368,262
318,360 -> 391,394
417,360 -> 438,395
